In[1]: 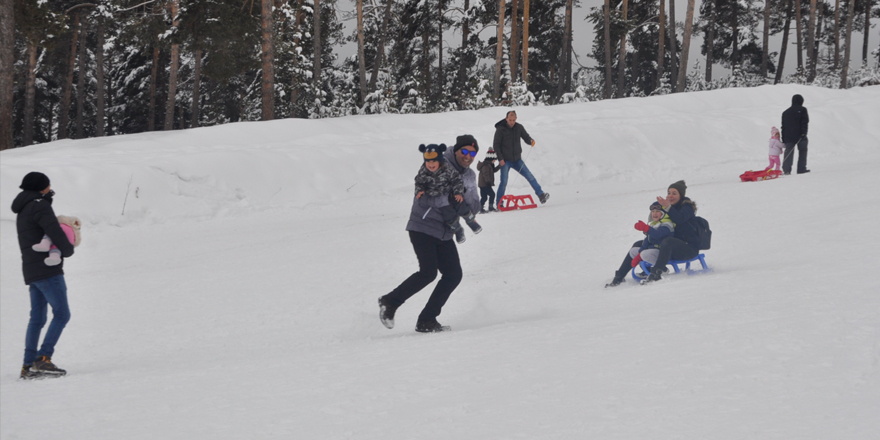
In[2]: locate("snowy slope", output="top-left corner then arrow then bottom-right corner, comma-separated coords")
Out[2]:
1,85 -> 879,439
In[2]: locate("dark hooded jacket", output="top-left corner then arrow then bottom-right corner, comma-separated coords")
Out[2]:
664,197 -> 700,250
492,119 -> 533,163
781,94 -> 809,143
11,190 -> 74,284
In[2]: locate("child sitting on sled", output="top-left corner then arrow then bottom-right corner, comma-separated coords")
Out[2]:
629,202 -> 675,275
414,143 -> 482,243
32,215 -> 82,266
766,126 -> 785,171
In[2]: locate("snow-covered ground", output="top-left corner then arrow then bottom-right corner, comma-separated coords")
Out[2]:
2,85 -> 879,439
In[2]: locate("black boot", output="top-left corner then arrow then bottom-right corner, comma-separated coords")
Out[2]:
605,270 -> 628,288
641,267 -> 664,284
415,318 -> 450,333
463,213 -> 482,234
378,297 -> 398,329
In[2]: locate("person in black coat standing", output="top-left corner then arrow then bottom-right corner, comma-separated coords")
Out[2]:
781,94 -> 810,175
11,172 -> 75,379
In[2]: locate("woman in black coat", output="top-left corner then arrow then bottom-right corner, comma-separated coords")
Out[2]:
606,180 -> 700,287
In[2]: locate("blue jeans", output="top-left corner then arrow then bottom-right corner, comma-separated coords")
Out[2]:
497,160 -> 544,204
24,275 -> 71,365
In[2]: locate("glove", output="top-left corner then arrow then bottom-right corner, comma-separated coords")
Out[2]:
634,220 -> 650,233
631,254 -> 643,268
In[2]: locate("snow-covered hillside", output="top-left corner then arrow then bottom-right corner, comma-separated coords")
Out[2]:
2,85 -> 879,439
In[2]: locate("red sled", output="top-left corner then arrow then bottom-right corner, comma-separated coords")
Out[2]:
739,169 -> 782,182
498,194 -> 537,212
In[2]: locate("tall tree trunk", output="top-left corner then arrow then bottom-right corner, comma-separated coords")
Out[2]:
165,0 -> 180,130
706,0 -> 715,81
59,12 -> 80,140
863,0 -> 871,63
617,0 -> 629,98
456,0 -> 470,95
422,30 -> 431,97
313,0 -> 322,93
437,0 -> 443,97
290,0 -> 304,115
834,0 -> 840,68
149,46 -> 158,131
75,18 -> 87,139
657,0 -> 666,87
369,0 -> 392,91
815,1 -> 825,65
732,0 -> 739,67
23,40 -> 37,146
776,0 -> 793,83
795,0 -> 804,70
356,0 -> 367,105
261,0 -> 275,120
96,21 -> 105,137
762,0 -> 771,78
668,0 -> 679,90
556,0 -> 572,100
604,0 -> 612,98
522,0 -> 530,84
675,0 -> 695,92
509,0 -> 520,82
807,0 -> 817,80
192,48 -> 201,127
0,0 -> 14,149
840,0 -> 855,87
494,0 -> 506,100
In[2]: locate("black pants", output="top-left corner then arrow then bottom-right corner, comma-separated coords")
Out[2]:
479,187 -> 496,208
782,137 -> 808,174
385,231 -> 462,321
615,238 -> 698,278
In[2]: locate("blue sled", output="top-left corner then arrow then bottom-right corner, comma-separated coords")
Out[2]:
631,253 -> 710,281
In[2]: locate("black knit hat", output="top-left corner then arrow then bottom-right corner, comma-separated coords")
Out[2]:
453,134 -> 479,152
20,172 -> 50,192
419,143 -> 447,162
668,180 -> 687,198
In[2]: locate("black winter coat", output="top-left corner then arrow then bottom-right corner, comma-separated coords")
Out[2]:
11,191 -> 74,284
664,197 -> 701,251
781,96 -> 809,143
492,119 -> 533,163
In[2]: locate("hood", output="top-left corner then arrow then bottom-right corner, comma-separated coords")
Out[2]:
11,191 -> 46,214
791,94 -> 804,107
443,148 -> 466,174
495,119 -> 512,129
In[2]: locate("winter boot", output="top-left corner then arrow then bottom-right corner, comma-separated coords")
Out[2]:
488,204 -> 498,212
31,356 -> 66,376
454,227 -> 466,244
44,249 -> 62,266
463,213 -> 482,234
539,192 -> 550,204
378,297 -> 398,329
605,269 -> 628,288
415,319 -> 451,333
20,365 -> 47,380
641,267 -> 664,284
32,235 -> 53,252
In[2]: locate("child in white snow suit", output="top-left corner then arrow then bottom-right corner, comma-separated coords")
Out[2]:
32,215 -> 82,266
476,148 -> 501,213
628,202 -> 675,276
766,126 -> 785,171
415,143 -> 482,243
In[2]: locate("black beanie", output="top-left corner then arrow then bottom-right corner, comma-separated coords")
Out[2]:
668,180 -> 687,198
20,172 -> 51,192
453,134 -> 479,152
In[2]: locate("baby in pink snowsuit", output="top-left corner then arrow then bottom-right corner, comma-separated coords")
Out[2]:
32,215 -> 81,266
766,126 -> 785,171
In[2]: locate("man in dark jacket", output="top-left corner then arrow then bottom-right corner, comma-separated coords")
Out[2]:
492,111 -> 549,208
781,94 -> 810,175
12,172 -> 75,379
378,135 -> 481,333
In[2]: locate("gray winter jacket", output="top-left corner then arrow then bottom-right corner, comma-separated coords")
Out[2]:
406,149 -> 480,240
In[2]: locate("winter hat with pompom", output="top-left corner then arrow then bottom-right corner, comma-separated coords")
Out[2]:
668,180 -> 687,199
